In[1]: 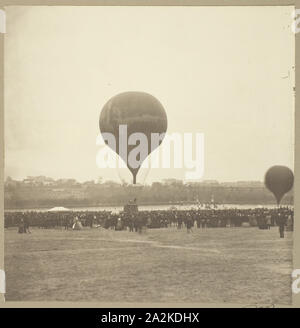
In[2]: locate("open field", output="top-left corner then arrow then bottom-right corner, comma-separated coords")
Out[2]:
5,226 -> 292,305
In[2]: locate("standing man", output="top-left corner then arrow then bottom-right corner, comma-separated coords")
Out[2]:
23,215 -> 31,234
129,215 -> 135,232
186,215 -> 193,233
89,214 -> 93,229
18,218 -> 25,234
266,213 -> 272,230
276,211 -> 287,238
177,216 -> 182,229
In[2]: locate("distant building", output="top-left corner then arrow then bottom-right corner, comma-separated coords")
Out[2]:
163,178 -> 183,185
202,180 -> 219,186
5,177 -> 18,187
56,178 -> 77,186
23,176 -> 55,186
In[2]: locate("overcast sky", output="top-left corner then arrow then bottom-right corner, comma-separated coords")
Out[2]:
4,6 -> 295,184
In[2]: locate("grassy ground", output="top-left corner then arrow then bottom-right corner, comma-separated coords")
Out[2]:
5,226 -> 292,304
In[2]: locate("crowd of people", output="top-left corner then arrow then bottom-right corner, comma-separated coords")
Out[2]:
4,206 -> 294,238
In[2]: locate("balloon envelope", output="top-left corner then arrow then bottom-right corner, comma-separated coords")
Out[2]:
264,165 -> 294,205
99,92 -> 168,183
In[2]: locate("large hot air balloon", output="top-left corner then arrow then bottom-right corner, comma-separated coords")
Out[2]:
264,165 -> 294,205
99,92 -> 168,184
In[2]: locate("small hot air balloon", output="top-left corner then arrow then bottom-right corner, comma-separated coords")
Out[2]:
99,91 -> 168,184
264,165 -> 294,205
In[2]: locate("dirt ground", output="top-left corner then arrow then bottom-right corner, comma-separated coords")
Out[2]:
4,226 -> 292,305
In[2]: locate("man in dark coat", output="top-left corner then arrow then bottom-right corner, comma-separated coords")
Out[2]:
276,212 -> 287,238
23,216 -> 31,233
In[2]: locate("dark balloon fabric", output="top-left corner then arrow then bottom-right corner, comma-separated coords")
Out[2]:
264,165 -> 294,205
99,92 -> 168,183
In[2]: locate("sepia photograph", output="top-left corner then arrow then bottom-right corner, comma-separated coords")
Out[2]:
3,5 -> 295,305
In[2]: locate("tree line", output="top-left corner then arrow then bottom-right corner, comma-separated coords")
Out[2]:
4,177 -> 293,209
